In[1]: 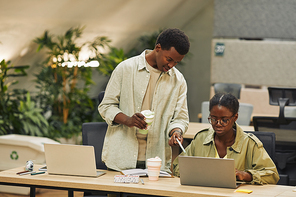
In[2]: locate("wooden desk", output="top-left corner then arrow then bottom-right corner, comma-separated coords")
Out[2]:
0,165 -> 295,197
184,122 -> 254,139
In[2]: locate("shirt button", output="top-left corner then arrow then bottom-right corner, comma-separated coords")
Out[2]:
229,147 -> 233,151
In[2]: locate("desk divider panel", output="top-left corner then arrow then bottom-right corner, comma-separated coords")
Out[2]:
211,39 -> 296,87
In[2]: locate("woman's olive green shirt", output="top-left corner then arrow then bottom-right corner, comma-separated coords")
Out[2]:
173,123 -> 279,185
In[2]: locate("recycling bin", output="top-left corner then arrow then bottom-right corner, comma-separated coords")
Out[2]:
0,134 -> 59,194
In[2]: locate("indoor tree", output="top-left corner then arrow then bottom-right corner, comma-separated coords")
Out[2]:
0,59 -> 48,136
33,26 -> 111,139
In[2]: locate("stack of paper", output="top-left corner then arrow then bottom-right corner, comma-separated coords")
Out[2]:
121,169 -> 172,177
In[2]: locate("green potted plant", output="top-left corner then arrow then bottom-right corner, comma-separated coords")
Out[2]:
33,26 -> 112,141
0,59 -> 48,136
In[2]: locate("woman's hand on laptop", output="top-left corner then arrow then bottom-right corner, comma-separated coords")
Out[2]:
235,169 -> 252,182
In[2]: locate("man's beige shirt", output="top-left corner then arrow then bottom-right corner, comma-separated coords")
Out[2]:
137,60 -> 161,161
98,50 -> 189,172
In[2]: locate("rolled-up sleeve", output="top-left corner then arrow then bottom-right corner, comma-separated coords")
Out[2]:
246,145 -> 280,185
98,64 -> 124,126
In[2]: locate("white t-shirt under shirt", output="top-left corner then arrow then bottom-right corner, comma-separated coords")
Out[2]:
136,57 -> 161,161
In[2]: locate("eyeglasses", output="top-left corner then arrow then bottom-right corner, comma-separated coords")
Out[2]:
208,115 -> 235,127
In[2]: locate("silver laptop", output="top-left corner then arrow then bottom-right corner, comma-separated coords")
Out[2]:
179,156 -> 243,188
44,143 -> 105,177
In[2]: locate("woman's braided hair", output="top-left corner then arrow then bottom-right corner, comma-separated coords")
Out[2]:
209,93 -> 239,115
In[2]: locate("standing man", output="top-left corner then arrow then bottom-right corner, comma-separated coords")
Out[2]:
98,28 -> 190,172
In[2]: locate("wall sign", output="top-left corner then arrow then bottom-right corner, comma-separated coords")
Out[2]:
214,43 -> 225,56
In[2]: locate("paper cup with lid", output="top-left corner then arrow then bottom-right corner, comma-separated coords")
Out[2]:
146,156 -> 162,181
138,110 -> 154,134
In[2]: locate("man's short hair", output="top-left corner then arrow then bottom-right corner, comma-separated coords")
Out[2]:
156,28 -> 190,55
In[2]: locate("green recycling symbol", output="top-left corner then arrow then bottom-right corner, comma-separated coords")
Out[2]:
10,151 -> 19,160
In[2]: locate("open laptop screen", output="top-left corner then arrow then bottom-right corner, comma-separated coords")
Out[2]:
178,156 -> 239,188
44,143 -> 105,177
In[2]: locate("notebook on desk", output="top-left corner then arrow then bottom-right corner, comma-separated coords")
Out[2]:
179,156 -> 243,189
44,143 -> 105,177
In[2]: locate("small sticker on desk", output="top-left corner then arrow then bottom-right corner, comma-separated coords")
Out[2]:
234,189 -> 253,194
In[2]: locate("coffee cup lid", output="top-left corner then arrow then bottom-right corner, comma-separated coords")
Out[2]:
147,156 -> 161,162
141,110 -> 154,118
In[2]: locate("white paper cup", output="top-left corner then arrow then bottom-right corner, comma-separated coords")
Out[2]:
138,110 -> 154,134
147,157 -> 162,181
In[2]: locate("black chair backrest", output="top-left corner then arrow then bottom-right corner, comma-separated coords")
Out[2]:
213,83 -> 242,99
98,91 -> 105,105
252,116 -> 296,146
268,87 -> 296,124
252,116 -> 296,174
82,122 -> 108,170
245,131 -> 276,162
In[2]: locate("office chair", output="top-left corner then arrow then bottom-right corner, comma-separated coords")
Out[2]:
213,83 -> 242,99
237,103 -> 253,126
267,87 -> 296,124
244,131 -> 288,185
82,122 -> 121,197
201,101 -> 210,124
201,101 -> 253,126
98,91 -> 105,105
253,116 -> 296,146
244,131 -> 276,162
82,122 -> 108,170
253,116 -> 296,186
284,107 -> 296,118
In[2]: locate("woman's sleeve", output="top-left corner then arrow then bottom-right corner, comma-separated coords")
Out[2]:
246,144 -> 280,184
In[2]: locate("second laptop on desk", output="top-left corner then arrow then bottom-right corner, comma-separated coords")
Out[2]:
44,143 -> 105,177
179,156 -> 244,189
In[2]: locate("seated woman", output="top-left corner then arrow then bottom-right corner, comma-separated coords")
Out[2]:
173,93 -> 279,184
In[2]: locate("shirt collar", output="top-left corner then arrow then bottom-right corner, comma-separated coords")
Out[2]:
203,123 -> 245,153
203,125 -> 215,145
138,50 -> 148,71
138,50 -> 172,76
230,123 -> 245,153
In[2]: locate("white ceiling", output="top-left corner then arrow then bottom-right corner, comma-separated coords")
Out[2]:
0,0 -> 209,61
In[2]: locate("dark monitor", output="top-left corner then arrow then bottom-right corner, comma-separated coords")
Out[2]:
268,87 -> 296,123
